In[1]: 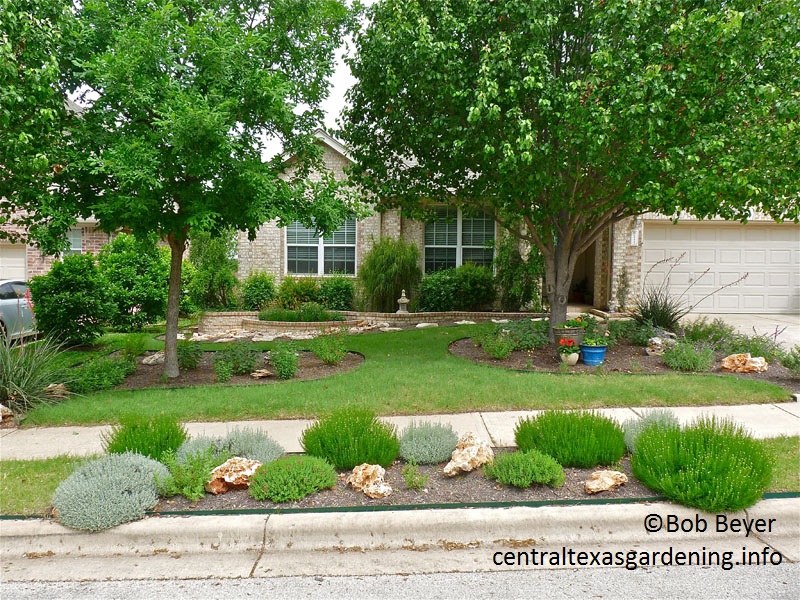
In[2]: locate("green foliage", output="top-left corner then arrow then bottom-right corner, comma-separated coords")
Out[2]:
358,237 -> 421,312
484,450 -> 565,489
0,337 -> 68,416
188,230 -> 239,310
493,236 -> 543,311
102,414 -> 187,461
240,272 -> 277,311
402,461 -> 429,491
607,319 -> 656,347
157,447 -> 222,501
174,436 -> 231,465
318,275 -> 355,311
259,304 -> 344,322
29,254 -> 115,346
514,411 -> 626,468
177,341 -> 204,370
270,345 -> 299,380
781,346 -> 800,378
478,331 -> 515,360
399,421 -> 458,465
663,341 -> 715,373
633,285 -> 689,332
213,358 -> 233,382
52,452 -> 168,531
301,407 -> 400,470
276,277 -> 320,310
680,317 -> 736,349
631,417 -> 774,511
215,341 -> 260,375
309,329 -> 348,366
503,319 -> 550,351
218,428 -> 284,464
68,356 -> 136,394
724,331 -> 786,364
623,409 -> 680,454
417,264 -> 496,312
249,455 -> 337,503
98,233 -> 169,330
122,334 -> 149,362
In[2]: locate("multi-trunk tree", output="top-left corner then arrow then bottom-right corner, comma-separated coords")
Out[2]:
343,0 -> 799,331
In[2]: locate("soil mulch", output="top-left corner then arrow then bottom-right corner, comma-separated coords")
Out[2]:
449,338 -> 799,392
115,350 -> 364,390
153,455 -> 657,514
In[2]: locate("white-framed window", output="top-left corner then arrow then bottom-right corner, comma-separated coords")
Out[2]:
64,228 -> 83,256
286,219 -> 357,276
424,207 -> 495,274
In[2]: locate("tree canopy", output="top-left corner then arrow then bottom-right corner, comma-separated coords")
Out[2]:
343,0 -> 799,328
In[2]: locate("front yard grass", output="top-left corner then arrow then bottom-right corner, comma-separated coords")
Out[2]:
22,325 -> 792,427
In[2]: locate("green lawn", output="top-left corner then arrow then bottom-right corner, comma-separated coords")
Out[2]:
22,326 -> 791,427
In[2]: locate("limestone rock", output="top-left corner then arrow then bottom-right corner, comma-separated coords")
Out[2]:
142,351 -> 165,365
646,336 -> 676,356
585,470 -> 628,494
250,369 -> 273,379
379,327 -> 403,332
491,319 -> 510,324
205,457 -> 262,495
721,353 -> 768,373
455,320 -> 477,325
0,403 -> 14,425
347,464 -> 393,499
416,322 -> 439,329
443,432 -> 494,477
45,383 -> 69,399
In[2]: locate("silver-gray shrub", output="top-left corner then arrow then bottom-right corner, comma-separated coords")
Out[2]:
623,410 -> 680,454
399,421 -> 459,465
53,452 -> 168,531
176,429 -> 284,465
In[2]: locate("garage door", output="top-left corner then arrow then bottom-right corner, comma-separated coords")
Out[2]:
0,244 -> 26,280
642,221 -> 800,314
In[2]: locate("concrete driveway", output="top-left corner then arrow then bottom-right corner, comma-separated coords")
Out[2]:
699,313 -> 800,348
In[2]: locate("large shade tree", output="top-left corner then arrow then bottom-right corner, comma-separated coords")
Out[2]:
343,0 -> 799,331
37,0 -> 360,376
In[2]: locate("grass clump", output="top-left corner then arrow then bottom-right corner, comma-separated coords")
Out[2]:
623,409 -> 680,453
301,407 -> 399,470
309,329 -> 348,365
270,345 -> 299,380
632,417 -> 774,511
484,450 -> 565,489
514,411 -> 626,468
402,461 -> 430,491
249,455 -> 337,502
102,414 -> 187,461
0,337 -> 67,417
52,452 -> 168,531
663,341 -> 715,372
399,421 -> 458,465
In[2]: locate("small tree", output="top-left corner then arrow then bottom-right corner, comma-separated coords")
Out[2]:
188,230 -> 238,310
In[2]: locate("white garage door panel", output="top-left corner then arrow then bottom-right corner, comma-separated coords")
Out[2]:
643,222 -> 800,314
0,245 -> 26,279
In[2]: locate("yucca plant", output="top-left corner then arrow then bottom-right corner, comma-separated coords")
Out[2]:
0,336 -> 68,417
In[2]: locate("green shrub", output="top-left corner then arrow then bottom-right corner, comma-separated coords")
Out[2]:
122,334 -> 149,362
249,455 -> 337,502
501,318 -> 549,351
218,428 -> 284,464
213,358 -> 233,382
177,341 -> 204,370
102,414 -> 187,461
179,259 -> 199,315
479,331 -> 515,359
98,233 -> 169,331
188,229 -> 238,310
781,346 -> 800,377
417,264 -> 496,312
299,302 -> 343,322
215,341 -> 259,375
724,332 -> 786,364
663,341 -> 714,372
69,356 -> 136,394
270,345 -> 299,380
493,235 -> 544,312
631,416 -> 774,511
358,237 -> 422,312
318,275 -> 355,311
399,421 -> 458,465
681,317 -> 736,349
514,411 -> 626,468
29,253 -> 116,346
402,461 -> 429,491
309,329 -> 348,365
157,447 -> 224,501
240,272 -> 277,311
175,436 -> 229,465
276,276 -> 320,309
622,409 -> 680,454
53,452 -> 168,531
0,337 -> 68,417
484,450 -> 565,488
258,306 -> 301,322
301,407 -> 400,470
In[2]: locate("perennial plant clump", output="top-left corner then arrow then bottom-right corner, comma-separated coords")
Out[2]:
483,449 -> 565,489
249,455 -> 337,502
102,414 -> 187,461
399,421 -> 459,465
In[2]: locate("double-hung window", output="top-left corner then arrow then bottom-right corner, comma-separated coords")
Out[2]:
64,228 -> 83,256
424,208 -> 495,274
286,219 -> 356,276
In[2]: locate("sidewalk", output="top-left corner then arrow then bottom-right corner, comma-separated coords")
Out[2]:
2,403 -> 799,460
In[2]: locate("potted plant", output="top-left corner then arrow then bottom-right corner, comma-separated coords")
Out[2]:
552,316 -> 587,346
558,338 -> 581,365
580,333 -> 610,366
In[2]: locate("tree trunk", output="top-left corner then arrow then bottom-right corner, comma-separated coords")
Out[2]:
164,233 -> 187,379
545,239 -> 579,342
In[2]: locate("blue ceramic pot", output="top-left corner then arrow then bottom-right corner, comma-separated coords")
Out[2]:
580,344 -> 607,366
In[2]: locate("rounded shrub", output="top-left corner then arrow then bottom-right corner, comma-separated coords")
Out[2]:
417,264 -> 496,312
309,329 -> 348,366
175,436 -> 226,465
318,275 -> 355,311
631,417 -> 774,512
514,411 -> 626,468
301,407 -> 399,470
484,450 -> 565,488
249,455 -> 338,502
276,276 -> 319,309
240,272 -> 277,311
102,414 -> 187,461
270,345 -> 299,380
663,340 -> 714,372
218,428 -> 284,464
53,452 -> 168,531
399,421 -> 459,465
623,409 -> 680,454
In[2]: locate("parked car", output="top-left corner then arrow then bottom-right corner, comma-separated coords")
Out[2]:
0,280 -> 37,341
